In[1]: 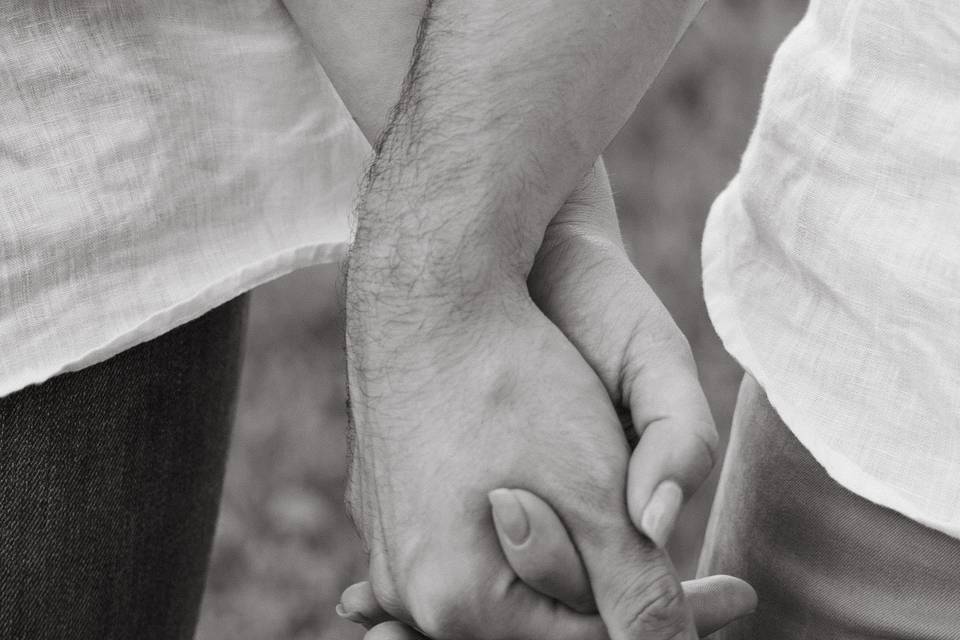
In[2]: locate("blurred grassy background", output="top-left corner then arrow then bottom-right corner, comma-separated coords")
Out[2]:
195,1 -> 806,637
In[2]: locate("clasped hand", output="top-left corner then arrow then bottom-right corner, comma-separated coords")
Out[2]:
343,162 -> 754,640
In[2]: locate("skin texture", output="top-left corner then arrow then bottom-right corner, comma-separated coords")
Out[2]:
335,182 -> 760,640
281,1 -> 751,638
340,489 -> 758,639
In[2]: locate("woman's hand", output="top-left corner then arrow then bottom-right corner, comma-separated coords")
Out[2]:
530,159 -> 721,548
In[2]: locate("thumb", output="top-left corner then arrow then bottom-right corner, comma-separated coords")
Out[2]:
489,488 -> 595,613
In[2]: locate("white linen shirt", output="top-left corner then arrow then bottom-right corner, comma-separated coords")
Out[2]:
703,0 -> 960,538
4,0 -> 958,540
0,0 -> 370,398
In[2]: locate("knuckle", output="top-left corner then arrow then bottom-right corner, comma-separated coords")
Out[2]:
613,568 -> 689,638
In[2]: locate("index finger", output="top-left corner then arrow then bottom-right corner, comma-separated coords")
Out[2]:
623,343 -> 719,546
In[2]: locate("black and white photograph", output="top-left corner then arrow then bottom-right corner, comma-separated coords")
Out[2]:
1,0 -> 958,638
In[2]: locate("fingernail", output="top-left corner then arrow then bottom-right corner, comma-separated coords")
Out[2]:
640,481 -> 683,548
335,603 -> 369,625
489,489 -> 530,546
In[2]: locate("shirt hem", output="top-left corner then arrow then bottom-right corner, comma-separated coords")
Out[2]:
702,182 -> 960,541
0,240 -> 349,399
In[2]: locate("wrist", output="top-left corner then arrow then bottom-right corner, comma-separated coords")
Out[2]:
348,166 -> 537,311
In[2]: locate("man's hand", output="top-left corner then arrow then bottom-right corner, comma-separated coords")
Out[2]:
345,160 -> 731,639
529,160 -> 720,546
284,1 -> 724,637
338,488 -> 757,639
283,0 -> 717,545
346,278 -> 699,639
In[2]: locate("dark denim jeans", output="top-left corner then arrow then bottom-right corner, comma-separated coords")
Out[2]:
700,374 -> 960,639
0,296 -> 247,639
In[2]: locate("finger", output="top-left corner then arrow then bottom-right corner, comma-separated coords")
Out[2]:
478,576 -> 608,640
490,488 -> 595,613
535,183 -> 721,551
493,488 -> 756,638
684,575 -> 758,637
624,338 -> 719,547
339,581 -> 393,629
580,526 -> 697,640
364,621 -> 427,640
556,453 -> 699,640
344,576 -> 756,639
349,578 -> 605,640
404,552 -> 609,640
351,539 -> 608,639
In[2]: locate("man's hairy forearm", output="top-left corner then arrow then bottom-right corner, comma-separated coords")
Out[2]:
350,0 -> 703,316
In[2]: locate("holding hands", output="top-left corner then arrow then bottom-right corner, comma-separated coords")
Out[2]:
343,162 -> 755,639
340,488 -> 756,639
289,0 -> 757,636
